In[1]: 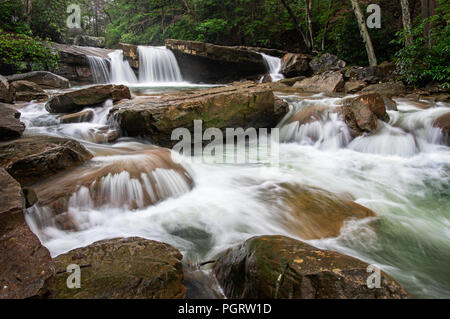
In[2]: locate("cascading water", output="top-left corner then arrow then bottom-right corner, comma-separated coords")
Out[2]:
108,50 -> 138,84
138,46 -> 183,83
87,55 -> 111,83
260,53 -> 285,82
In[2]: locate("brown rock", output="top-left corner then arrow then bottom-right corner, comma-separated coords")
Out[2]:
310,53 -> 346,73
214,235 -> 410,299
344,81 -> 367,94
11,80 -> 48,102
279,76 -> 306,87
361,82 -> 406,98
45,84 -> 131,113
0,74 -> 13,103
293,71 -> 345,93
0,169 -> 55,299
6,71 -> 70,89
47,237 -> 185,299
281,53 -> 312,78
118,43 -> 139,69
58,109 -> 94,123
0,103 -> 25,141
0,135 -> 93,186
433,112 -> 450,146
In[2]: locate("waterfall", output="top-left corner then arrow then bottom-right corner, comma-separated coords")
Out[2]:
138,46 -> 183,83
108,50 -> 138,84
260,53 -> 284,82
87,55 -> 111,83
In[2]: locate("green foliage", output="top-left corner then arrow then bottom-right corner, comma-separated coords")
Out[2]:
0,30 -> 59,73
393,1 -> 450,87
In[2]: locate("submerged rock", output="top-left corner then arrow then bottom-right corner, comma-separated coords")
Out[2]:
214,235 -> 410,299
58,109 -> 95,123
45,84 -> 131,113
110,82 -> 289,148
6,71 -> 70,89
47,237 -> 185,299
0,169 -> 55,299
281,53 -> 312,78
260,183 -> 375,240
0,103 -> 25,141
310,53 -> 346,74
11,80 -> 48,102
293,71 -> 344,93
0,135 -> 93,186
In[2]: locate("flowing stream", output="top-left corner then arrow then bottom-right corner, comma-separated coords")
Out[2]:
18,84 -> 450,298
260,53 -> 284,82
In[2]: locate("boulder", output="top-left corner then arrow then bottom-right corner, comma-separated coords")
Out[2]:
433,112 -> 450,146
45,84 -> 131,113
47,237 -> 185,299
261,73 -> 273,83
344,81 -> 367,94
383,96 -> 398,111
0,74 -> 13,103
73,35 -> 106,48
258,183 -> 375,240
118,43 -> 139,69
0,169 -> 55,299
279,76 -> 306,87
0,103 -> 25,141
281,53 -> 312,78
58,109 -> 94,123
293,71 -> 345,93
0,135 -> 93,186
338,93 -> 389,137
109,82 -> 289,148
165,39 -> 266,83
214,235 -> 410,299
361,82 -> 406,98
10,80 -> 48,102
310,53 -> 346,74
5,71 -> 70,89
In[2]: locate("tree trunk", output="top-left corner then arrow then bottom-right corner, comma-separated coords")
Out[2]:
280,0 -> 311,51
321,0 -> 334,51
305,0 -> 315,51
400,0 -> 413,47
421,0 -> 438,47
350,0 -> 377,66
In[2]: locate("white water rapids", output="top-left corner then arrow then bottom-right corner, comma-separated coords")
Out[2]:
18,89 -> 450,298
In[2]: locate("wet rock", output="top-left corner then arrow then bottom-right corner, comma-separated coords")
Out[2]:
0,169 -> 55,299
110,82 -> 289,148
165,39 -> 266,83
260,183 -> 375,240
281,53 -> 312,78
433,112 -> 450,146
47,237 -> 185,299
338,93 -> 389,136
10,80 -> 48,102
45,84 -> 131,113
0,135 -> 93,186
5,71 -> 70,89
361,82 -> 406,98
261,73 -> 273,83
310,53 -> 346,74
383,96 -> 398,111
58,109 -> 95,123
0,103 -> 25,141
73,35 -> 105,48
118,43 -> 139,69
293,71 -> 344,93
344,81 -> 367,94
279,76 -> 306,87
214,235 -> 410,299
0,74 -> 14,103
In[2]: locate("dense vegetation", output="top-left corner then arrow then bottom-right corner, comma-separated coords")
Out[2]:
0,0 -> 448,86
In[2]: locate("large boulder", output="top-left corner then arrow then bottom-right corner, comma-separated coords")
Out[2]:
45,84 -> 131,113
0,74 -> 13,103
344,81 -> 367,94
165,39 -> 267,83
293,71 -> 345,93
0,169 -> 55,299
73,35 -> 106,48
281,53 -> 312,78
0,103 -> 25,141
259,183 -> 375,240
361,82 -> 406,98
6,71 -> 70,89
109,82 -> 289,148
0,135 -> 93,186
338,93 -> 389,137
433,112 -> 450,146
214,235 -> 410,299
10,80 -> 48,102
118,43 -> 139,69
310,53 -> 346,74
47,237 -> 185,299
